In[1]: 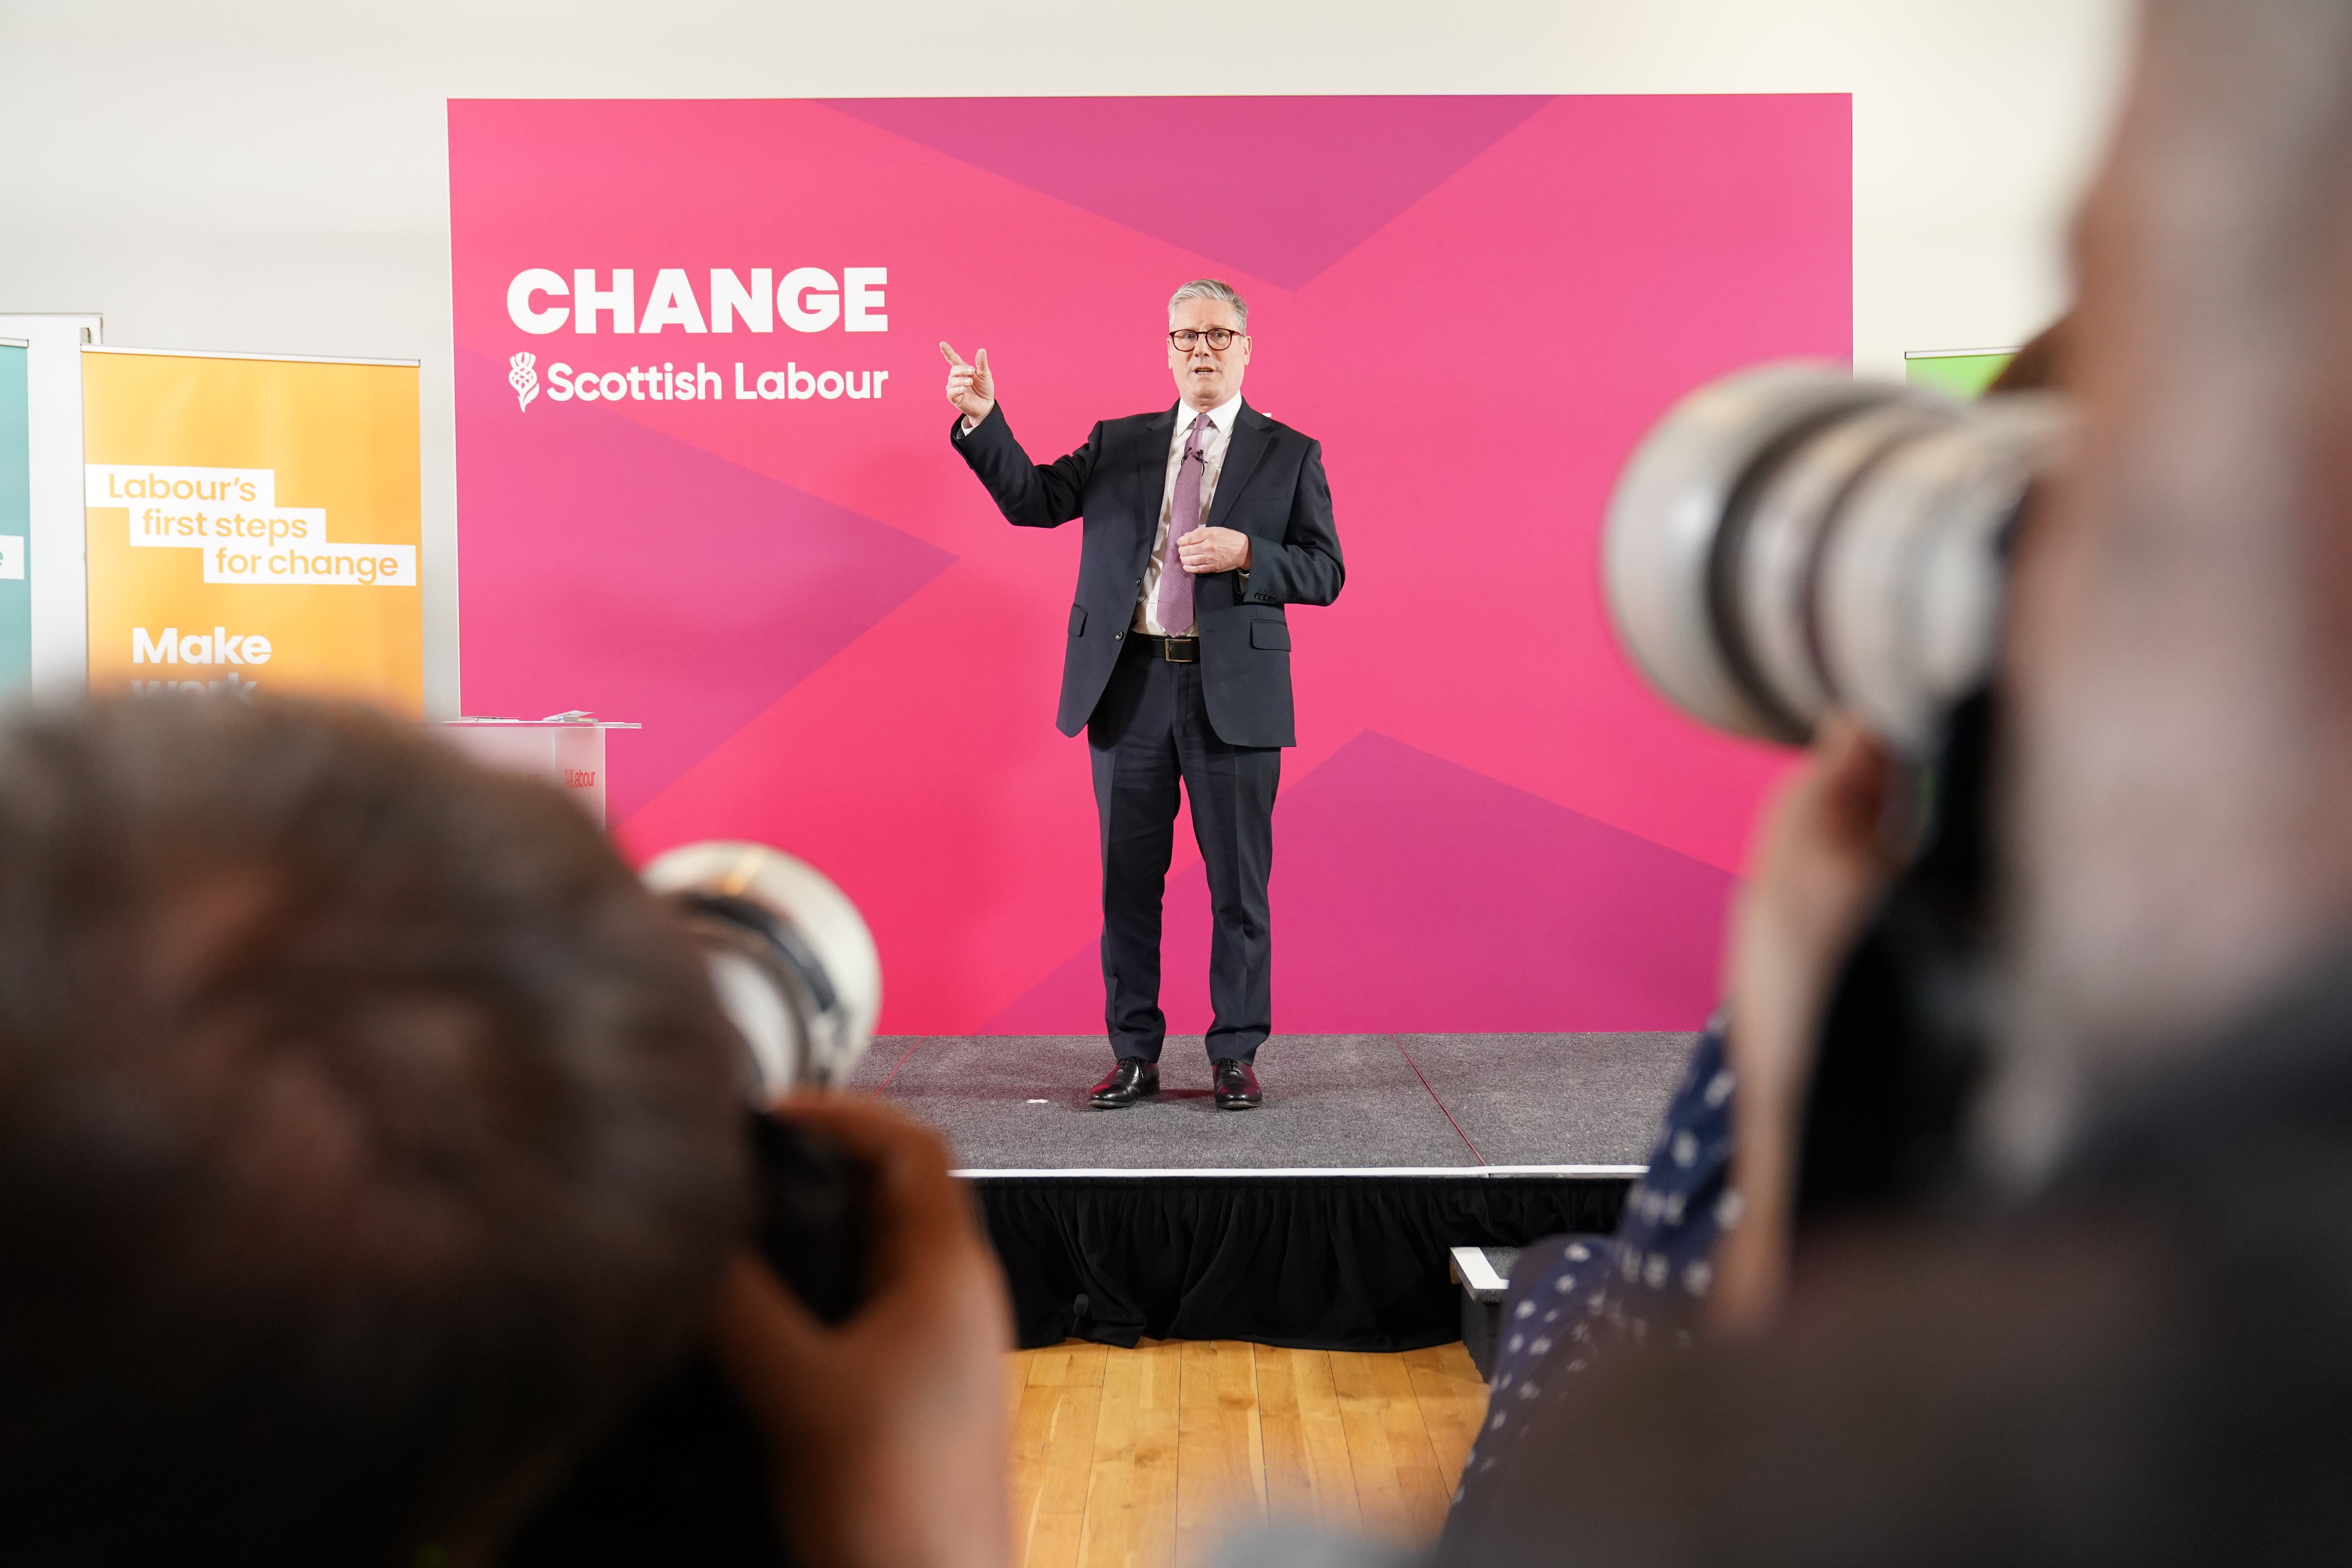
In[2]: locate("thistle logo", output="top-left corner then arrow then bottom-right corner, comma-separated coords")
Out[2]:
510,352 -> 540,411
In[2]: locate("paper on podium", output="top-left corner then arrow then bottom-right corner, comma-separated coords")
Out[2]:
441,713 -> 640,827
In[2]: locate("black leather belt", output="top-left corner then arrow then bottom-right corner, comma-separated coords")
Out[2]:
1132,633 -> 1199,662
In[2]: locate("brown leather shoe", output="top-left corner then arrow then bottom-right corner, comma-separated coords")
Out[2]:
1089,1058 -> 1159,1109
1212,1058 -> 1261,1109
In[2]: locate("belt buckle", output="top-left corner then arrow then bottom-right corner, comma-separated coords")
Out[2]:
1164,635 -> 1197,663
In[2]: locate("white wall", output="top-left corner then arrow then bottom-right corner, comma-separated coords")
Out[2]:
0,0 -> 2133,718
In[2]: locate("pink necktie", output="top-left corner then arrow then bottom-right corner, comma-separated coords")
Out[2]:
1156,412 -> 1212,634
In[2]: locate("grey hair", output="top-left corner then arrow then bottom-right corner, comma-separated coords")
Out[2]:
1168,279 -> 1249,332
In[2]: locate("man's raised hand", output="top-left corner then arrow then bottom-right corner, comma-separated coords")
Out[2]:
940,343 -> 996,425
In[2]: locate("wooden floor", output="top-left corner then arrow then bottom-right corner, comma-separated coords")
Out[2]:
1006,1339 -> 1489,1568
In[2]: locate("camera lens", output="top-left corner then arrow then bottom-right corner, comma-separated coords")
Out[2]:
1603,362 -> 2062,753
508,840 -> 882,1567
640,842 -> 881,1098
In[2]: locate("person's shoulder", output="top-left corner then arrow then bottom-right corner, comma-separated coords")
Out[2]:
1241,405 -> 1319,446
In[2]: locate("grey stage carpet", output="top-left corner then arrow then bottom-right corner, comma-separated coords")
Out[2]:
850,1033 -> 1697,1172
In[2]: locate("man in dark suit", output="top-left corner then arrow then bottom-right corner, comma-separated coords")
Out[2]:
940,279 -> 1343,1111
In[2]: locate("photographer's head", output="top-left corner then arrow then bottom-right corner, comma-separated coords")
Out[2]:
1996,0 -> 2352,1168
0,697 -> 747,1564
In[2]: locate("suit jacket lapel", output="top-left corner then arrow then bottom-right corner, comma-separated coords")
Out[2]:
1204,405 -> 1273,534
1132,408 -> 1177,564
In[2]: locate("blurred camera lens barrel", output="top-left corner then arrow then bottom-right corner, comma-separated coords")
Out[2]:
507,846 -> 883,1565
639,842 -> 882,1098
1602,363 -> 2063,754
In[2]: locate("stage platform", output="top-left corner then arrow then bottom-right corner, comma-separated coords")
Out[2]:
854,1033 -> 1696,1351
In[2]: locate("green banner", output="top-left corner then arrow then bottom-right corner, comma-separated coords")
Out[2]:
1904,348 -> 2015,401
0,341 -> 28,690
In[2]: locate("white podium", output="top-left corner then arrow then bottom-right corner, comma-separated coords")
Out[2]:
441,713 -> 640,827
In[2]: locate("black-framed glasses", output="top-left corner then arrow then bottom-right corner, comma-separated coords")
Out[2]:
1169,328 -> 1244,352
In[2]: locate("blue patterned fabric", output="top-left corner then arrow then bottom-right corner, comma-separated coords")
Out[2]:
1451,1018 -> 1739,1505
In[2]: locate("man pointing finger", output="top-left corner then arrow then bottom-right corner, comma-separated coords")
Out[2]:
939,342 -> 995,424
946,282 -> 1345,1112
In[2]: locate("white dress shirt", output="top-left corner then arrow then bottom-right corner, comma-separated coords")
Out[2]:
1135,392 -> 1243,636
958,391 -> 1245,637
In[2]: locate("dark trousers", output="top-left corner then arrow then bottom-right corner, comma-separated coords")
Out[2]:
1088,637 -> 1281,1065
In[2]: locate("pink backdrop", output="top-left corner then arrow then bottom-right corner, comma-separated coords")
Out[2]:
448,96 -> 1849,1035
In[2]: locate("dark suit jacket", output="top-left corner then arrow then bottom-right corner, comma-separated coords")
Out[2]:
952,399 -> 1344,748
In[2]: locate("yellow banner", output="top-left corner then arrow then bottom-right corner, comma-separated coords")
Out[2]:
82,349 -> 423,714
